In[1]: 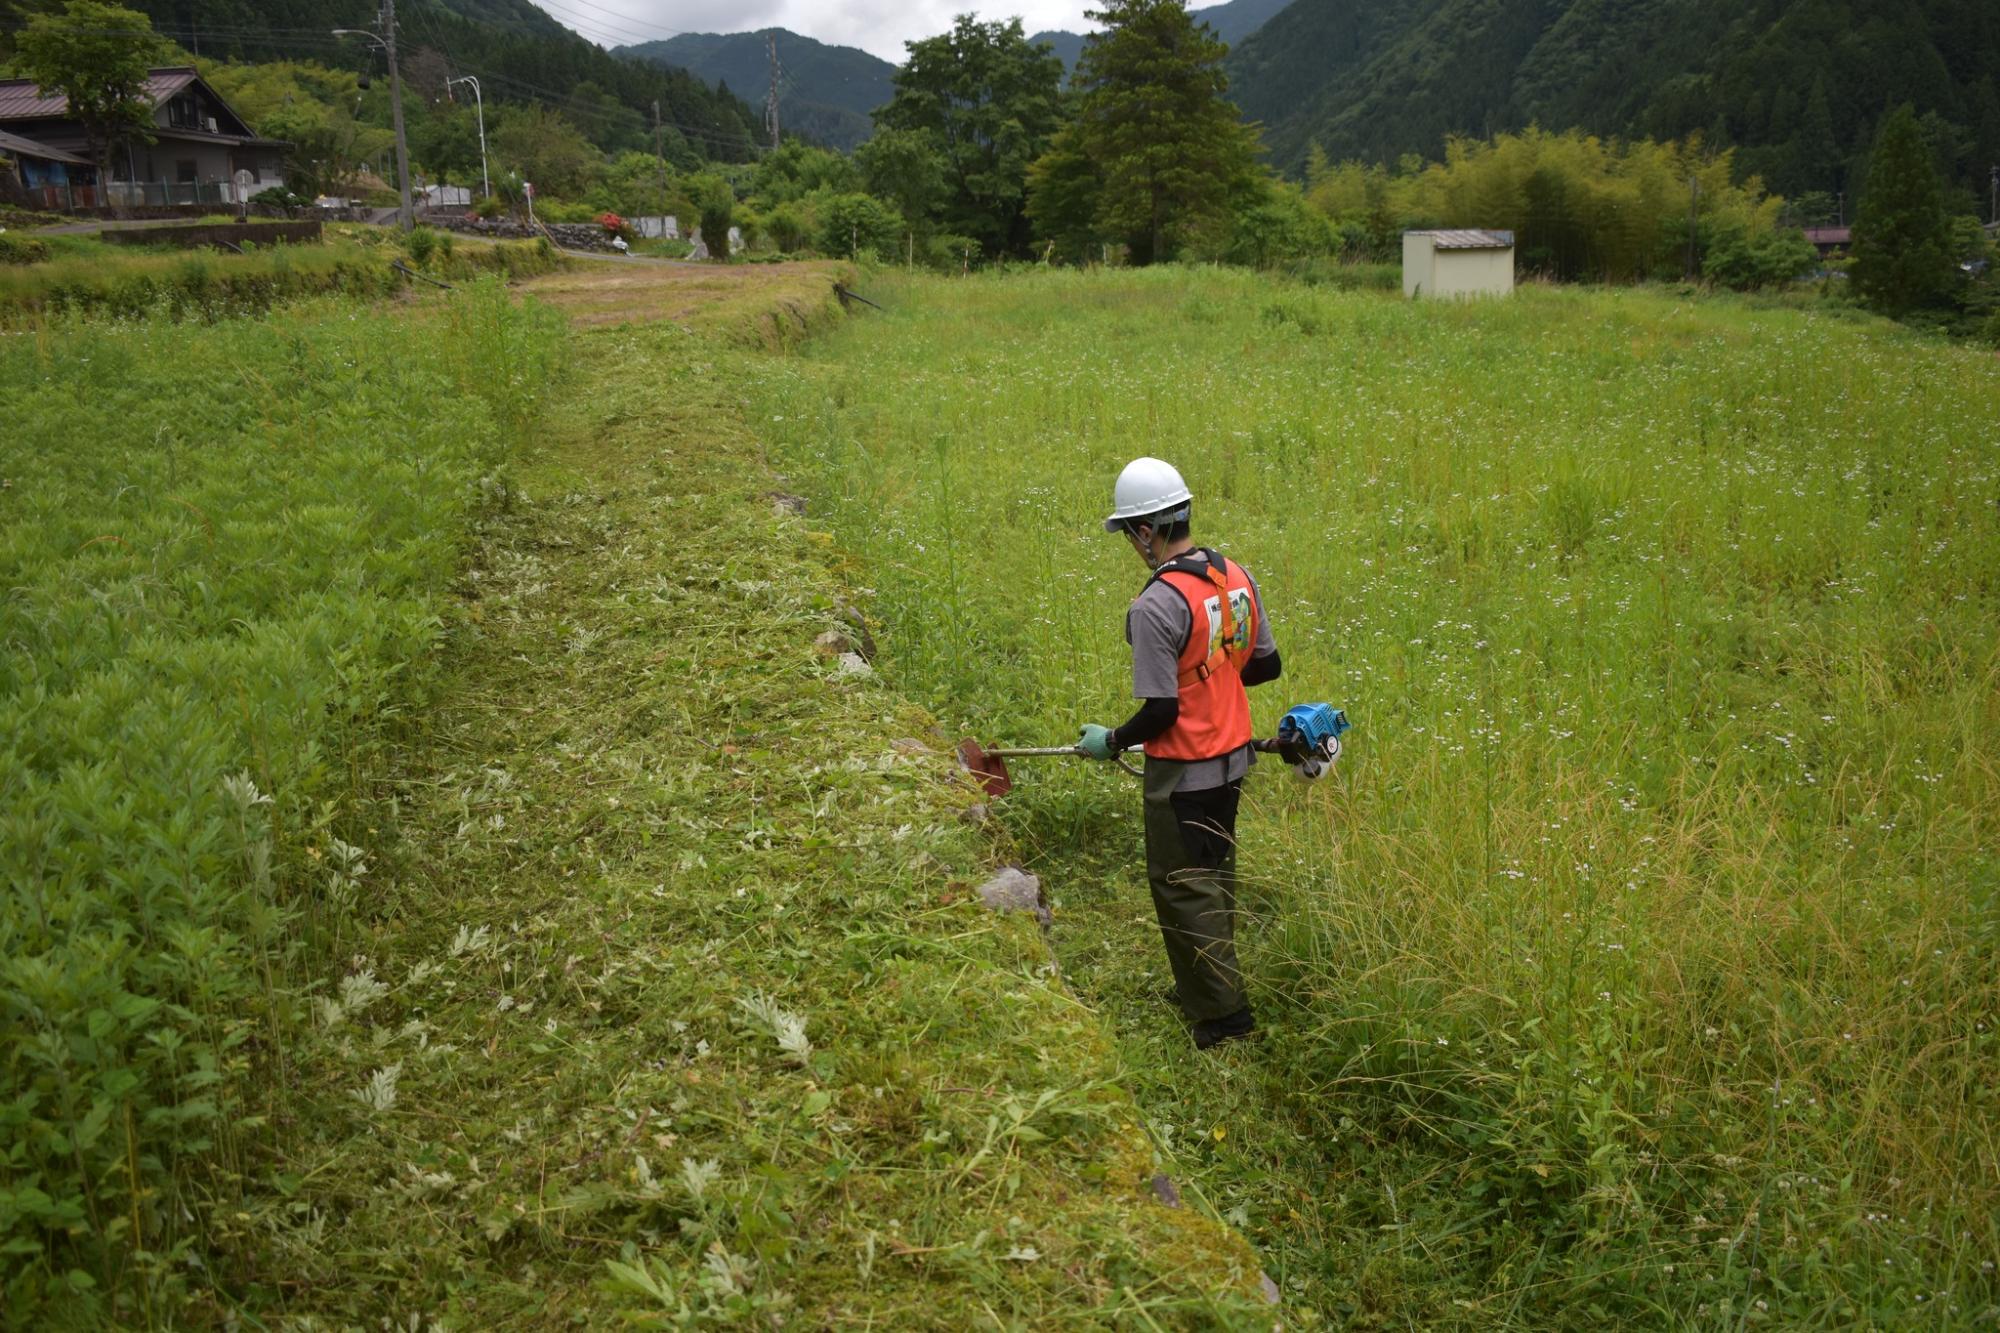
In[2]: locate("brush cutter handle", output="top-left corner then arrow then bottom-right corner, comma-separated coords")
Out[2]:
985,746 -> 1143,777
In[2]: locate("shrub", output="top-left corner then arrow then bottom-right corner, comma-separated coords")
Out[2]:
0,232 -> 50,264
764,202 -> 809,253
471,194 -> 505,220
690,173 -> 734,261
406,225 -> 438,266
1704,224 -> 1818,291
815,192 -> 903,259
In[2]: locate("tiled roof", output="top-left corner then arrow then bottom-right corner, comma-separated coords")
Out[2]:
0,126 -> 88,165
1803,226 -> 1851,244
1411,229 -> 1515,250
0,67 -> 198,120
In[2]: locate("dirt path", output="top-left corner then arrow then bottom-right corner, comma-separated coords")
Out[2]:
209,265 -> 1276,1327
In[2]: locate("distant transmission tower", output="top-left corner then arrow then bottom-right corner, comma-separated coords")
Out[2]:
765,33 -> 781,149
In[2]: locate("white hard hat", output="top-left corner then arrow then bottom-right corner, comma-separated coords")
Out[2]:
1103,457 -> 1193,532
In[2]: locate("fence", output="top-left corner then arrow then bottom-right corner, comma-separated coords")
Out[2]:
11,179 -> 280,211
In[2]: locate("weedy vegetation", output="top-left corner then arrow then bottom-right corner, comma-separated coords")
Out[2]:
0,281 -> 565,1319
752,268 -> 2000,1325
0,233 -> 561,324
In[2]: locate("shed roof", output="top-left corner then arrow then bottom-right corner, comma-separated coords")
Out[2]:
0,126 -> 88,165
1410,229 -> 1514,250
1803,226 -> 1851,244
0,67 -> 200,120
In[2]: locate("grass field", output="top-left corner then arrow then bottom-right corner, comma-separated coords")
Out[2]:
751,268 -> 2000,1325
3,263 -> 1275,1326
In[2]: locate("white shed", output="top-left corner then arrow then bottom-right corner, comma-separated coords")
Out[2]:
1402,229 -> 1515,299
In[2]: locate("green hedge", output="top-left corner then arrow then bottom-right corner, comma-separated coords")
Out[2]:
0,282 -> 567,1319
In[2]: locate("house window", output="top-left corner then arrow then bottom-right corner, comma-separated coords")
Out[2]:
176,159 -> 198,183
168,95 -> 201,129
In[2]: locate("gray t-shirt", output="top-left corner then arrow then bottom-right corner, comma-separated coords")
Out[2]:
1125,552 -> 1278,792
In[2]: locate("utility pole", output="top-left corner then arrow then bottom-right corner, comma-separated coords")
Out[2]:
654,100 -> 668,231
1990,164 -> 1998,225
383,0 -> 414,230
449,75 -> 489,202
766,32 -> 781,149
1685,175 -> 1699,280
335,8 -> 413,230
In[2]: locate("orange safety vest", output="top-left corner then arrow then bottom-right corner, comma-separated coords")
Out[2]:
1144,550 -> 1257,762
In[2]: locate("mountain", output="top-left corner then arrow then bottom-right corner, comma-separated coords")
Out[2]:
0,0 -> 766,161
1225,0 -> 2000,204
618,29 -> 896,151
1031,0 -> 1294,73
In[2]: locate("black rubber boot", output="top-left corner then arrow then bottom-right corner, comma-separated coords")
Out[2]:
1192,1008 -> 1256,1050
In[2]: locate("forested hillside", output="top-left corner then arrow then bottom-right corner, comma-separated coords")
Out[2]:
1031,0 -> 1292,73
618,28 -> 895,151
1229,0 -> 2000,206
0,0 -> 764,161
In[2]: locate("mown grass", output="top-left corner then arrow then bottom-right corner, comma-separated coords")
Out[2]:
174,272 -> 1273,1327
0,282 -> 566,1320
750,267 -> 2000,1325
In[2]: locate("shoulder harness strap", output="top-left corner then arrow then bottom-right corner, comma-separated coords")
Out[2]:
1147,550 -> 1243,686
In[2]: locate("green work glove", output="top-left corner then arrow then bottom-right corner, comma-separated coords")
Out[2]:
1078,724 -> 1116,760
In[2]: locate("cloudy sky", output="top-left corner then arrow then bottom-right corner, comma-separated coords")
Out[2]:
528,1 -> 1137,63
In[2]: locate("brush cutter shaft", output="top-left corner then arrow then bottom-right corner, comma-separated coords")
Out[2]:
984,745 -> 1088,757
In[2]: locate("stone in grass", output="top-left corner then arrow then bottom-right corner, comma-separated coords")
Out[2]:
813,628 -> 852,656
838,603 -> 877,662
768,491 -> 807,517
832,652 -> 872,679
975,866 -> 1050,927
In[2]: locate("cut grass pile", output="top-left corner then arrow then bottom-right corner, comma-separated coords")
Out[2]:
174,270 -> 1272,1326
0,281 -> 566,1320
751,268 -> 2000,1324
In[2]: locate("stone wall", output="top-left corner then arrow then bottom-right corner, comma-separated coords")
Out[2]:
97,219 -> 325,250
429,216 -> 619,251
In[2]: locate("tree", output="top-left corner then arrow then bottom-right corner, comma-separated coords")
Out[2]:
815,192 -> 904,259
876,17 -> 1066,258
491,104 -> 601,199
1030,0 -> 1263,265
1792,74 -> 1839,196
855,128 -> 949,240
1852,103 -> 1955,314
688,171 -> 733,259
15,0 -> 163,206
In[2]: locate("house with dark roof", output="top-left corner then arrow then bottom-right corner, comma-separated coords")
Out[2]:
0,66 -> 286,209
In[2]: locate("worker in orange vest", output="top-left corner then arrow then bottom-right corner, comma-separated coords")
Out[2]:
1080,457 -> 1281,1049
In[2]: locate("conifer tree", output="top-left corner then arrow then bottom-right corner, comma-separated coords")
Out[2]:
1793,75 -> 1839,195
1852,103 -> 1955,313
1028,0 -> 1261,265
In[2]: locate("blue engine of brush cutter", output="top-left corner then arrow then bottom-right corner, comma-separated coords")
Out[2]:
1277,703 -> 1349,779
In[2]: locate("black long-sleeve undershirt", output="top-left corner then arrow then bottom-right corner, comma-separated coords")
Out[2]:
1111,649 -> 1282,753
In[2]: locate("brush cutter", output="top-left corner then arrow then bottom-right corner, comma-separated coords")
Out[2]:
957,703 -> 1349,798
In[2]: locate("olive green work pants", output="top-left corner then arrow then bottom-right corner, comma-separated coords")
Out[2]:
1142,759 -> 1247,1023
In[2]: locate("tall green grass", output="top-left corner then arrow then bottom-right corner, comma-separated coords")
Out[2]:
0,236 -> 560,323
0,282 -> 565,1318
751,268 -> 2000,1323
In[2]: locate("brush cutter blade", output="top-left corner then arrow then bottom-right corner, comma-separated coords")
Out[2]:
955,739 -> 1013,797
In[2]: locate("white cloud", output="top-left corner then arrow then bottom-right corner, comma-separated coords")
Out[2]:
529,1 -> 1105,64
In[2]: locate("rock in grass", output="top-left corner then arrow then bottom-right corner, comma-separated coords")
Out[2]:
838,603 -> 877,662
833,651 -> 873,679
975,866 -> 1049,927
768,490 -> 807,517
1150,1173 -> 1182,1207
813,628 -> 851,656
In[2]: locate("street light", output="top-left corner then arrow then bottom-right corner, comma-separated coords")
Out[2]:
333,9 -> 413,232
447,75 -> 490,203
